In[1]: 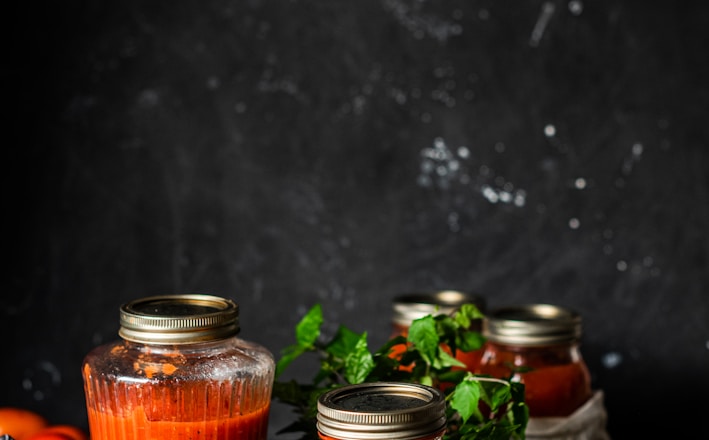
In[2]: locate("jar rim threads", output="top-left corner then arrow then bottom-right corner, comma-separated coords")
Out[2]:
483,303 -> 582,346
317,382 -> 446,440
118,294 -> 240,344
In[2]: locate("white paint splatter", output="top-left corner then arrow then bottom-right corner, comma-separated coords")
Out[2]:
384,0 -> 463,43
568,0 -> 584,16
621,142 -> 644,175
418,137 -> 463,189
632,142 -> 644,157
530,2 -> 556,47
383,0 -> 463,43
602,351 -> 623,369
418,137 -> 527,207
23,360 -> 62,401
544,124 -> 557,137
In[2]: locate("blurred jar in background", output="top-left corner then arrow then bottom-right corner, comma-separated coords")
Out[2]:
389,290 -> 486,372
82,294 -> 275,440
475,303 -> 592,418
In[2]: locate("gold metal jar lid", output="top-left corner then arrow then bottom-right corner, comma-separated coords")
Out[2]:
483,303 -> 582,346
118,294 -> 240,344
392,290 -> 485,326
317,382 -> 446,440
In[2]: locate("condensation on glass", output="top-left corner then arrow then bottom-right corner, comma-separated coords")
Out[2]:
82,294 -> 275,440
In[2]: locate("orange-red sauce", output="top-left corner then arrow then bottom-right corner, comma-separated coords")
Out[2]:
84,364 -> 270,440
475,342 -> 592,417
87,404 -> 269,440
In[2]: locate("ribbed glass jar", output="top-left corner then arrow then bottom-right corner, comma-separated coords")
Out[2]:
317,382 -> 446,440
82,294 -> 275,440
475,303 -> 592,417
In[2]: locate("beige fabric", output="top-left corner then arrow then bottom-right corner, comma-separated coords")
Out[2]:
525,391 -> 610,440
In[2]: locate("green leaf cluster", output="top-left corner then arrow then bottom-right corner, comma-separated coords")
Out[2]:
272,303 -> 528,440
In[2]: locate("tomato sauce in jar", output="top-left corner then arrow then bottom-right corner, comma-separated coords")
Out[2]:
475,304 -> 592,418
82,294 -> 275,440
389,290 -> 486,373
317,382 -> 446,440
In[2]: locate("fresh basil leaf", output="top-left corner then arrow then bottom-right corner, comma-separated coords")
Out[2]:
325,325 -> 364,359
509,401 -> 529,439
457,329 -> 485,352
488,382 -> 512,412
437,369 -> 468,384
344,332 -> 375,384
466,422 -> 519,440
275,344 -> 305,378
275,304 -> 324,378
296,304 -> 323,347
437,347 -> 467,368
510,381 -> 526,402
455,303 -> 484,327
436,314 -> 459,340
450,378 -> 483,424
408,315 -> 440,365
314,357 -> 341,385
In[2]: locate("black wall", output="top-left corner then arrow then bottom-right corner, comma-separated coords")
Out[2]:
4,0 -> 709,438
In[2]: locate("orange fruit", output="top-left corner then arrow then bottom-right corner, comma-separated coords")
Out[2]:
26,425 -> 88,440
0,407 -> 48,440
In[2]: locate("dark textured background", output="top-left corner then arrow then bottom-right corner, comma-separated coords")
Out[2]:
4,0 -> 709,438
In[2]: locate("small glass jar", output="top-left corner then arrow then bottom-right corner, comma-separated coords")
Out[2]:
475,304 -> 592,418
390,290 -> 486,372
82,294 -> 275,440
317,382 -> 447,440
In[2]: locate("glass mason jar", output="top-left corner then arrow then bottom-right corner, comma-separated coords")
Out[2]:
317,382 -> 447,440
389,290 -> 486,372
82,294 -> 275,440
475,304 -> 592,418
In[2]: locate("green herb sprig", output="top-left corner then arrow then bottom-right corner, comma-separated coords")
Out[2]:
272,303 -> 528,440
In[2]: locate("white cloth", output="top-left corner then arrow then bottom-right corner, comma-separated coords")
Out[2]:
525,390 -> 610,440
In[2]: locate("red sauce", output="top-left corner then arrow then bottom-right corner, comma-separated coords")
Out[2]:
84,372 -> 270,440
475,342 -> 592,417
87,405 -> 269,440
83,342 -> 273,440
